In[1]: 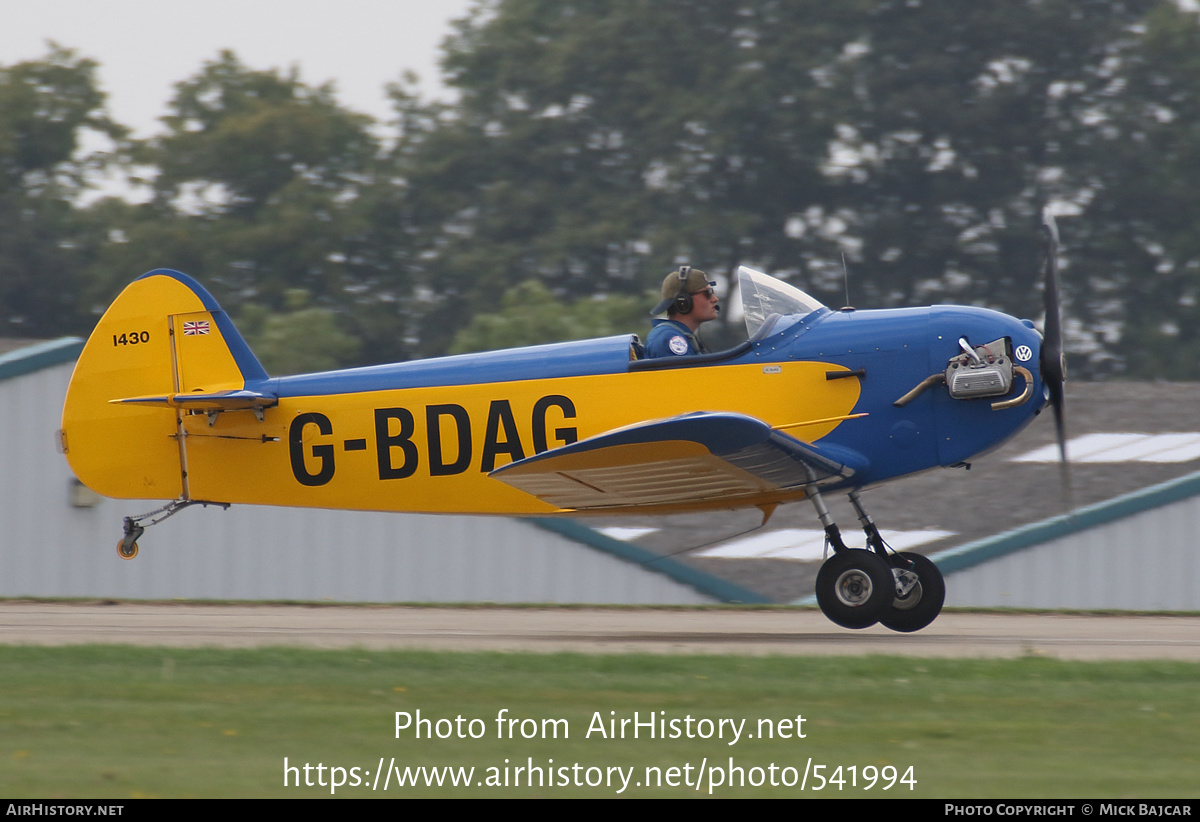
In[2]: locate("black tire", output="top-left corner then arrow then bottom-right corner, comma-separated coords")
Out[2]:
815,550 -> 895,629
879,552 -> 945,633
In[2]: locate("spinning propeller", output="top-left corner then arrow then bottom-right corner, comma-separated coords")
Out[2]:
1039,211 -> 1071,499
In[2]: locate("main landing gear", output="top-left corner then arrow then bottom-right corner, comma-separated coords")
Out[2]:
809,487 -> 945,632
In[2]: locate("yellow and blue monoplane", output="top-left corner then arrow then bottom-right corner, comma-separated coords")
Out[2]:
60,219 -> 1068,632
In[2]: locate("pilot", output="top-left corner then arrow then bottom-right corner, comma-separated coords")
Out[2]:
645,266 -> 720,358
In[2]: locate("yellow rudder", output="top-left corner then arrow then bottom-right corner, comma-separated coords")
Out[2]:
60,269 -> 266,501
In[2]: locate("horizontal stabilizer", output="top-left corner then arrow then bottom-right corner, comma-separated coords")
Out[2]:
490,412 -> 866,511
111,389 -> 278,412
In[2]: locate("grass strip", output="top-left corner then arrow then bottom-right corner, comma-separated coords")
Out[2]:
1,646 -> 1196,798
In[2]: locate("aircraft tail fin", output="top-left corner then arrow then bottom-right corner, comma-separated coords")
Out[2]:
60,269 -> 267,500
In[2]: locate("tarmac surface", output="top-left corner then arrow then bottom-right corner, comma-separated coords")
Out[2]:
2,601 -> 1198,660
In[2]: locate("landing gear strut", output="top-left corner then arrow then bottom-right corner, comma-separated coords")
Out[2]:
114,499 -> 229,559
808,485 -> 945,631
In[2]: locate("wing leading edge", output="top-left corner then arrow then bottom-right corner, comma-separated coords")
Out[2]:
490,412 -> 867,512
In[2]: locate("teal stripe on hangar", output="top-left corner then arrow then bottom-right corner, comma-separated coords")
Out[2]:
0,338 -> 84,383
933,468 -> 1200,576
530,518 -> 772,604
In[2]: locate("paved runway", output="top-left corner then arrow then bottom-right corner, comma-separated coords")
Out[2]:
1,602 -> 1198,660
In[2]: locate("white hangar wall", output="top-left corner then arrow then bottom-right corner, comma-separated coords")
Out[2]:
0,340 -> 726,605
937,471 -> 1200,610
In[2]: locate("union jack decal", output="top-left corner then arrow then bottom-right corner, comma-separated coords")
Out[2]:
183,320 -> 210,336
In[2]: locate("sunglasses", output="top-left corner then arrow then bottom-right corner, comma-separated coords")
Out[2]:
691,287 -> 716,299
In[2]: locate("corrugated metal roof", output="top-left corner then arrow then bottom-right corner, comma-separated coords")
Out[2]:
695,528 -> 955,561
1014,433 -> 1200,463
0,337 -> 83,381
934,467 -> 1200,576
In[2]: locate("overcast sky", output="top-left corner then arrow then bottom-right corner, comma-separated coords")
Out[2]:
1,0 -> 476,137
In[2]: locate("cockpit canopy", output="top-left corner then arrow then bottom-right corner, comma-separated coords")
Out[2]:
738,266 -> 826,339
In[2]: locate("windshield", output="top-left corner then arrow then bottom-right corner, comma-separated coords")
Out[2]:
738,266 -> 827,339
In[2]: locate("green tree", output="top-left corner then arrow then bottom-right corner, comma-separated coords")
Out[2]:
24,2 -> 1196,380
379,0 -> 1166,370
804,0 -> 1163,377
448,279 -> 645,353
0,45 -> 124,338
1073,3 -> 1200,377
97,52 -> 387,366
379,0 -> 867,355
237,289 -> 360,375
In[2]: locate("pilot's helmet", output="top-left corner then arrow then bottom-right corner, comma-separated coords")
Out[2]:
651,266 -> 714,315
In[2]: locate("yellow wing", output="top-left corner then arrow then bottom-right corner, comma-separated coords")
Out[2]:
490,412 -> 866,512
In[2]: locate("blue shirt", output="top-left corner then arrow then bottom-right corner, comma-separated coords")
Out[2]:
645,318 -> 705,358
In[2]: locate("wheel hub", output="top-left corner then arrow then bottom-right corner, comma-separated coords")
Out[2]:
891,568 -> 923,611
834,569 -> 874,607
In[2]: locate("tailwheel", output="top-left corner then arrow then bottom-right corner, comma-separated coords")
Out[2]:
879,552 -> 945,633
815,550 -> 895,629
117,537 -> 139,560
118,517 -> 144,560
